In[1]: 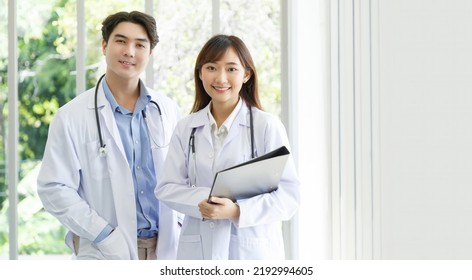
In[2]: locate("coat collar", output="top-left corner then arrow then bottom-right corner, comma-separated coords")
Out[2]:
187,101 -> 252,149
87,78 -> 152,109
188,100 -> 251,129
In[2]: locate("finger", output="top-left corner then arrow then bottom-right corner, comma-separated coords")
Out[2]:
209,196 -> 225,205
198,198 -> 209,206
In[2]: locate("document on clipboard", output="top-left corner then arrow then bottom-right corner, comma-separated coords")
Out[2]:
208,146 -> 290,202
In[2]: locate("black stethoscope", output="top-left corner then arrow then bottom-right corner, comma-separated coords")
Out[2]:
94,74 -> 168,157
188,104 -> 255,187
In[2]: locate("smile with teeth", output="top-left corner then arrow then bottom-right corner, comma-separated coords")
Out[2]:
213,85 -> 230,92
120,60 -> 135,65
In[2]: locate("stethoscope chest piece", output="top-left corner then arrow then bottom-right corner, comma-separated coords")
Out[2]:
98,145 -> 107,157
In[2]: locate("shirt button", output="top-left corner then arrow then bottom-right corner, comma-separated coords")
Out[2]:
137,166 -> 141,170
209,222 -> 215,228
208,152 -> 214,158
140,190 -> 144,194
135,140 -> 139,144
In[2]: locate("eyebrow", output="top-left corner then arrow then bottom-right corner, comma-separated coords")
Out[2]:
207,61 -> 241,66
113,33 -> 149,43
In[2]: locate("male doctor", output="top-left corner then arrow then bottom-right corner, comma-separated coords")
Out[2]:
37,11 -> 181,260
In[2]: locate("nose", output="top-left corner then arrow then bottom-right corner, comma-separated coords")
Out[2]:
123,44 -> 135,57
215,69 -> 227,83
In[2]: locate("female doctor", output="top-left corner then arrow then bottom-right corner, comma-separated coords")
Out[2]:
155,34 -> 300,260
37,11 -> 181,260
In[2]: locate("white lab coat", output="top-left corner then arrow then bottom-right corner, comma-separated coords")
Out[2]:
155,102 -> 300,260
37,82 -> 181,260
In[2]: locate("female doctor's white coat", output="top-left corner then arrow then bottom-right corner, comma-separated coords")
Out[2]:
37,82 -> 181,260
155,102 -> 300,260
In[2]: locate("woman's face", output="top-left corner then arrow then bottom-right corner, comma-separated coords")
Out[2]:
199,47 -> 250,109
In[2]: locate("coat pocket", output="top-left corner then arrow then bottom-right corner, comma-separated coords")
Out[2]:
177,234 -> 203,260
95,226 -> 131,259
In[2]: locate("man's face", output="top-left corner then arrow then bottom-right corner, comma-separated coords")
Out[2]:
102,21 -> 152,81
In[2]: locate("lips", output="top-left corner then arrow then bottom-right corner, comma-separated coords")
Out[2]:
119,60 -> 135,66
212,86 -> 230,92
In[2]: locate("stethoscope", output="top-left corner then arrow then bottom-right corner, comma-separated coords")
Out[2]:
94,74 -> 168,157
188,104 -> 255,187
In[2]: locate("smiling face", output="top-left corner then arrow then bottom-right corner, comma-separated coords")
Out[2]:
199,47 -> 251,110
102,21 -> 152,82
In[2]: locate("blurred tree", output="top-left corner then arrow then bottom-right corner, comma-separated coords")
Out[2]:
4,0 -> 143,256
0,0 -> 76,255
0,0 -> 9,211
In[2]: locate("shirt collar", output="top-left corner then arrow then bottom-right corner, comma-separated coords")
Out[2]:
208,98 -> 243,133
102,78 -> 151,115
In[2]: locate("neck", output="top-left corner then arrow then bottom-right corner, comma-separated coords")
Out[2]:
211,100 -> 239,128
105,73 -> 140,112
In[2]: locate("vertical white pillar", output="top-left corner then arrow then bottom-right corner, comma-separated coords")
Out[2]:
76,0 -> 85,95
7,0 -> 18,260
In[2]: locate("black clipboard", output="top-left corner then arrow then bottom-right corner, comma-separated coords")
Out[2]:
208,146 -> 290,201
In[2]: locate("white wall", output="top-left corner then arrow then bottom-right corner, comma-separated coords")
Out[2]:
375,0 -> 472,259
331,0 -> 472,259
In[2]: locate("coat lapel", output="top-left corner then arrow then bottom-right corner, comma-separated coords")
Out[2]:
223,103 -> 250,148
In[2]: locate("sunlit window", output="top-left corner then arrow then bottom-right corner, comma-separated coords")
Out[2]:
153,0 -> 213,114
15,0 -> 75,258
219,0 -> 281,116
2,0 -> 283,259
154,0 -> 280,116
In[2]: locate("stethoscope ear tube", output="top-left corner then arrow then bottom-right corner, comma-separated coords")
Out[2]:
188,104 -> 255,186
94,75 -> 166,156
189,104 -> 255,158
95,74 -> 107,155
189,127 -> 197,187
249,106 -> 255,159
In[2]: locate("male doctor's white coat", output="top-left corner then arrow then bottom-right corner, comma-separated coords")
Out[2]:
155,102 -> 300,260
37,82 -> 181,260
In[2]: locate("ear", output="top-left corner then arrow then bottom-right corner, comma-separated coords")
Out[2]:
243,70 -> 252,83
101,40 -> 107,55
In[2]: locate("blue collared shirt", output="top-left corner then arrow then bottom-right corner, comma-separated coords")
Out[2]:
96,79 -> 158,241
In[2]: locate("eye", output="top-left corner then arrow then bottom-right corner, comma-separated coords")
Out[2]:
137,43 -> 146,49
116,39 -> 126,44
228,67 -> 239,72
205,65 -> 217,71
